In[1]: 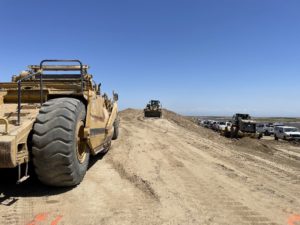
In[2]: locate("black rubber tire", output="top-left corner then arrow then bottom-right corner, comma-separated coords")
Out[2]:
112,115 -> 119,140
274,135 -> 278,141
230,127 -> 238,138
32,98 -> 89,187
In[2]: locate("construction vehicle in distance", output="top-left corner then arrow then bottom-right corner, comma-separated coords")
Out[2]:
223,113 -> 261,139
144,100 -> 162,118
0,59 -> 119,187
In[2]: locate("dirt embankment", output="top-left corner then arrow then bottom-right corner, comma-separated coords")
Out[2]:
0,108 -> 299,225
109,109 -> 300,224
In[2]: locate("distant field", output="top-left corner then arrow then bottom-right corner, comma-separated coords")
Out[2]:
254,117 -> 300,123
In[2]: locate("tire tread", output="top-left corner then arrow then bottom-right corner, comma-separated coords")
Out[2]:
32,97 -> 88,187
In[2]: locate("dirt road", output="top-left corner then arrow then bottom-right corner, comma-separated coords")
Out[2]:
0,109 -> 299,225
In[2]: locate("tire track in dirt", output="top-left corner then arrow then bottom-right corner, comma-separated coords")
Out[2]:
152,136 -> 280,224
176,129 -> 300,201
107,158 -> 160,201
1,197 -> 34,225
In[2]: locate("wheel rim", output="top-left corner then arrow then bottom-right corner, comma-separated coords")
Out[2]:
76,121 -> 86,164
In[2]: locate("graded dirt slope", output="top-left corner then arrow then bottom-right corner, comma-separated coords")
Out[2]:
0,109 -> 299,225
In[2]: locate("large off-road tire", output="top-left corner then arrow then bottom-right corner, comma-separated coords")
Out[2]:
230,127 -> 238,138
32,98 -> 89,187
112,115 -> 120,140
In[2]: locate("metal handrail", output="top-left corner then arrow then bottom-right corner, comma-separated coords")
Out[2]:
17,59 -> 84,126
39,59 -> 84,93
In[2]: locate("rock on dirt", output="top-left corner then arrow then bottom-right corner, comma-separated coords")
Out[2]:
0,109 -> 299,225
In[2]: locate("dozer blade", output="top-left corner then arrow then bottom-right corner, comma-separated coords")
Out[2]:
144,111 -> 162,118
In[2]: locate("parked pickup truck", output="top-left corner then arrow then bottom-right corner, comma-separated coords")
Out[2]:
274,126 -> 300,141
256,123 -> 274,136
217,121 -> 232,132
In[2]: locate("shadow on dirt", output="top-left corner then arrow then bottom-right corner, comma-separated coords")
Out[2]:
0,151 -> 107,203
88,149 -> 107,170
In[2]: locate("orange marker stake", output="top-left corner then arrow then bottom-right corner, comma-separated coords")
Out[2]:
288,214 -> 300,225
51,215 -> 63,225
26,213 -> 48,225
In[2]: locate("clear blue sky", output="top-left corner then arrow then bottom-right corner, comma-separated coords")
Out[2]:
0,0 -> 299,117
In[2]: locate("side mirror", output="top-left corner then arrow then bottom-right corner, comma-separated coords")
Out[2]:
113,91 -> 119,102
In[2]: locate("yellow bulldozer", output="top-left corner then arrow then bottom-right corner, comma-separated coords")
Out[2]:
223,113 -> 262,139
144,100 -> 162,118
0,59 -> 119,187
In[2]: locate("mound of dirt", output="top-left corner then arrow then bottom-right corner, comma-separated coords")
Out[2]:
119,108 -> 141,121
113,108 -> 300,224
119,108 -> 231,143
231,137 -> 275,155
162,109 -> 230,142
120,109 -> 296,153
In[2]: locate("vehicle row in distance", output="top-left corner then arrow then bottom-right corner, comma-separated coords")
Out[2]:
199,114 -> 300,141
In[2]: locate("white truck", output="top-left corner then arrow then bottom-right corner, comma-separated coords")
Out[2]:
217,121 -> 232,132
274,126 -> 300,141
256,123 -> 274,136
